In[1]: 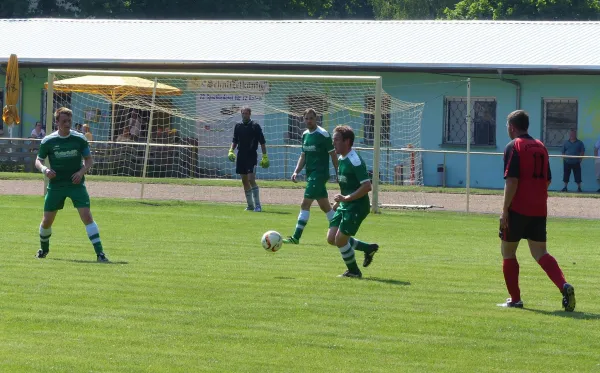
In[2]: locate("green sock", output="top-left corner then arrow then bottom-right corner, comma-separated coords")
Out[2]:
39,225 -> 51,253
293,210 -> 310,240
339,243 -> 360,273
85,222 -> 104,255
349,237 -> 372,252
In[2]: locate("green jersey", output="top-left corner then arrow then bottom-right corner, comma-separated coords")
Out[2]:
37,130 -> 91,189
338,149 -> 370,208
302,126 -> 334,179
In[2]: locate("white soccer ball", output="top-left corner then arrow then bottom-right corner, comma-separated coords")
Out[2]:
262,230 -> 283,252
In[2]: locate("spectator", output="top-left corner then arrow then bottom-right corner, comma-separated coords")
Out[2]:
116,126 -> 132,142
82,123 -> 93,141
30,121 -> 46,139
75,123 -> 83,133
128,110 -> 142,141
595,135 -> 600,193
561,129 -> 585,192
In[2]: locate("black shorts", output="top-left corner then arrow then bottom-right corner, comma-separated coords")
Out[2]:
236,155 -> 257,175
499,210 -> 547,242
563,162 -> 582,183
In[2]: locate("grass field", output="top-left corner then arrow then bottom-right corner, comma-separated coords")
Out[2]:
1,195 -> 600,372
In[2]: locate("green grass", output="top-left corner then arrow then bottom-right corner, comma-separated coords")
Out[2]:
2,171 -> 600,198
1,196 -> 600,372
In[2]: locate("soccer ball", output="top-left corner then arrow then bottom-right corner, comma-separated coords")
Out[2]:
262,230 -> 283,252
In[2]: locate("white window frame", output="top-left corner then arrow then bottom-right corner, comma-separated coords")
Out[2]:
542,98 -> 578,148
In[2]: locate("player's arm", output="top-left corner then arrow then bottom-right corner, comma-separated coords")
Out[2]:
257,125 -> 269,168
340,180 -> 372,202
291,153 -> 306,182
501,143 -> 520,229
35,141 -> 56,179
330,150 -> 339,179
72,145 -> 93,184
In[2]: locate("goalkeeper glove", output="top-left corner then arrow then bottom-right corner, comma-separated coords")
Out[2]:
260,154 -> 270,168
228,149 -> 236,162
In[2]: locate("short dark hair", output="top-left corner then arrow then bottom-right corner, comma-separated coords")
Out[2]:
303,108 -> 317,118
507,110 -> 529,132
334,125 -> 355,147
241,106 -> 251,114
54,107 -> 73,121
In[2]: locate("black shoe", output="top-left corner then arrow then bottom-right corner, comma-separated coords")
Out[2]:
497,298 -> 524,308
97,253 -> 110,263
36,249 -> 48,259
561,187 -> 568,192
596,188 -> 600,193
337,270 -> 362,278
562,283 -> 576,312
363,244 -> 379,267
577,187 -> 583,193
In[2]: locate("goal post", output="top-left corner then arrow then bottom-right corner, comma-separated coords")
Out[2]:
46,69 -> 425,211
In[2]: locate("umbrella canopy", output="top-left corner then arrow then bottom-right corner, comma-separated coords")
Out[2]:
44,75 -> 182,101
2,54 -> 20,125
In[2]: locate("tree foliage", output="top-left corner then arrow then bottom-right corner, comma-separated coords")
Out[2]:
445,0 -> 600,20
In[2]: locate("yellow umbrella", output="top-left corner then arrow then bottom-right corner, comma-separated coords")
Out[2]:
2,54 -> 20,126
44,75 -> 182,139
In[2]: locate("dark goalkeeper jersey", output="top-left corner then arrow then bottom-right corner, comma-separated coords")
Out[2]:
232,120 -> 265,156
503,134 -> 551,217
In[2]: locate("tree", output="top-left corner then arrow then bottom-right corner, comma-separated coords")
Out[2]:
445,0 -> 600,21
371,0 -> 457,19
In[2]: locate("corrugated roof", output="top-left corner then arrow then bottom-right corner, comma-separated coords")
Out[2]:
2,18 -> 600,71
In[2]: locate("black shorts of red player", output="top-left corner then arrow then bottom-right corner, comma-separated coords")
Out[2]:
499,210 -> 547,243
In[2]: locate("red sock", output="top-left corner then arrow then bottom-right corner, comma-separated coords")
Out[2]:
538,254 -> 566,291
503,258 -> 520,302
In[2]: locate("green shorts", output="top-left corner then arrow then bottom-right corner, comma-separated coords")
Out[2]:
44,186 -> 91,212
304,176 -> 329,200
329,202 -> 370,236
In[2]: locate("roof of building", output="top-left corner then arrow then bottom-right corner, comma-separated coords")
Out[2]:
2,18 -> 600,72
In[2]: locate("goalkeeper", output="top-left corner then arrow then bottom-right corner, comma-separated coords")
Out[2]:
283,108 -> 338,244
228,107 -> 269,212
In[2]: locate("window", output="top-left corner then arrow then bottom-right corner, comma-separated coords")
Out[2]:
444,97 -> 496,146
41,89 -> 72,130
543,99 -> 578,147
363,95 -> 391,146
285,94 -> 327,144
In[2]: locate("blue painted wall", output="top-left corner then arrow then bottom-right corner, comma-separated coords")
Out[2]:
10,67 -> 600,190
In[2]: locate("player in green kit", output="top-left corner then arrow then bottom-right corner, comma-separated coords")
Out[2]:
34,107 -> 109,262
327,125 -> 378,278
283,108 -> 338,244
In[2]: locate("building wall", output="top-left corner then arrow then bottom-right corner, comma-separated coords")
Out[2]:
9,67 -> 600,190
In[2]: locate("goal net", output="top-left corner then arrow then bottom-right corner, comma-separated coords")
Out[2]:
46,70 -> 426,210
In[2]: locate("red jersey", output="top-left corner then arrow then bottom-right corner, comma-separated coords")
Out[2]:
503,135 -> 552,217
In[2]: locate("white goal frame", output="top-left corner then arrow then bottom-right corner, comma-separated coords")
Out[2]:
46,69 -> 385,211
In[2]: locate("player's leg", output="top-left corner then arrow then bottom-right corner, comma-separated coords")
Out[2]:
561,163 -> 570,191
527,217 -> 575,311
574,163 -> 582,192
341,204 -> 378,267
37,189 -> 66,258
237,157 -> 255,210
71,187 -> 108,262
595,159 -> 600,192
334,229 -> 362,278
38,210 -> 58,258
498,211 -> 524,308
248,169 -> 262,212
284,198 -> 313,244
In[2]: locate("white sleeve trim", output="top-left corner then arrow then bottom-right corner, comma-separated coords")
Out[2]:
359,179 -> 370,184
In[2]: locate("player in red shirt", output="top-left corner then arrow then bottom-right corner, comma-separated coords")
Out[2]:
499,110 -> 575,311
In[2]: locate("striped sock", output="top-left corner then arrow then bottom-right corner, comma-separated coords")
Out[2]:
85,221 -> 103,255
339,243 -> 360,274
293,210 -> 310,240
39,225 -> 51,253
349,237 -> 373,252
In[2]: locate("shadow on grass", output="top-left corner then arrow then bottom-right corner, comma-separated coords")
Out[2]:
260,211 -> 292,215
274,276 -> 296,280
364,277 -> 411,286
48,258 -> 129,265
523,308 -> 600,320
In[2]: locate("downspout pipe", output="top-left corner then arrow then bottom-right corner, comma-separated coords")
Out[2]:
498,69 -> 521,109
